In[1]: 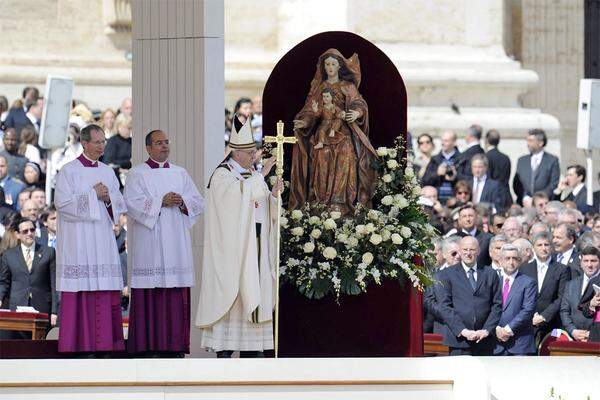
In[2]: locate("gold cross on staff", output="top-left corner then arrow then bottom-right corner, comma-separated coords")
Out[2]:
264,120 -> 297,177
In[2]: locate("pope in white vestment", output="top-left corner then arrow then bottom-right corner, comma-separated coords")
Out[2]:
54,124 -> 127,353
124,130 -> 205,356
196,116 -> 282,357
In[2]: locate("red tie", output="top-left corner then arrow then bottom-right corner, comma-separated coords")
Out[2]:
502,278 -> 510,304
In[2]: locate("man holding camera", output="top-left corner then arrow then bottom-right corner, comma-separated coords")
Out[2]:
432,130 -> 461,203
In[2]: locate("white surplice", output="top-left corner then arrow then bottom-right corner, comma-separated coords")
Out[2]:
196,160 -> 277,351
54,159 -> 127,292
124,162 -> 205,288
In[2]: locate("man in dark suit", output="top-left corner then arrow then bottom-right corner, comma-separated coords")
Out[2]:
0,217 -> 57,338
552,223 -> 581,277
3,87 -> 39,133
520,231 -> 570,342
484,129 -> 511,194
0,129 -> 28,182
560,245 -> 600,342
456,124 -> 484,178
454,204 -> 493,267
593,172 -> 600,214
552,164 -> 592,213
513,129 -> 560,206
577,247 -> 600,342
494,244 -> 537,355
435,236 -> 502,355
468,154 -> 508,212
431,130 -> 461,203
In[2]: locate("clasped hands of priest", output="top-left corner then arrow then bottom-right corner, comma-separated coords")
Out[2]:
93,182 -> 110,204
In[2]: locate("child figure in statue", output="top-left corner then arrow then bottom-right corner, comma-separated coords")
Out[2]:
311,88 -> 346,150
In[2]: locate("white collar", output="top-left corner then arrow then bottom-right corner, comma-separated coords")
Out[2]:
561,247 -> 574,262
149,158 -> 168,168
501,269 -> 518,280
473,175 -> 487,183
462,262 -> 477,273
82,152 -> 99,163
531,151 -> 544,160
228,159 -> 251,174
465,141 -> 480,149
572,183 -> 585,196
20,242 -> 35,253
442,149 -> 456,159
535,255 -> 550,267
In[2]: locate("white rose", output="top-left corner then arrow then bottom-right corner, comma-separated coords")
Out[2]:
330,211 -> 342,220
311,229 -> 322,239
323,218 -> 337,230
337,233 -> 348,243
291,210 -> 303,220
367,210 -> 379,221
381,195 -> 393,206
395,195 -> 409,209
362,252 -> 374,265
387,159 -> 399,169
369,234 -> 383,245
365,223 -> 376,233
382,174 -> 392,183
355,224 -> 367,235
280,217 -> 288,227
382,229 -> 391,241
348,237 -> 359,248
303,242 -> 315,253
291,227 -> 304,236
400,226 -> 412,238
405,167 -> 415,178
323,247 -> 337,260
388,149 -> 397,158
391,233 -> 403,245
376,147 -> 389,156
412,186 -> 421,196
308,216 -> 321,225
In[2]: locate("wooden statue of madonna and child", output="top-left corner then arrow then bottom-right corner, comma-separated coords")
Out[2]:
262,31 -> 426,358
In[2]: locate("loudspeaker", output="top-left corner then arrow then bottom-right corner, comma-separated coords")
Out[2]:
39,75 -> 74,149
576,79 -> 600,150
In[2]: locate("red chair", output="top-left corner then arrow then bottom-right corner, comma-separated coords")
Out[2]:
538,329 -> 571,356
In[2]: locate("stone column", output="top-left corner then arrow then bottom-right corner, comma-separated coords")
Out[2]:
519,1 -> 588,175
132,0 -> 224,357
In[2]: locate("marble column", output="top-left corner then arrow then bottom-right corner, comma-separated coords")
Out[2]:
132,0 -> 224,357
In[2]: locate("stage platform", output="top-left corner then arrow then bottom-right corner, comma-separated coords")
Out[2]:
0,356 -> 597,400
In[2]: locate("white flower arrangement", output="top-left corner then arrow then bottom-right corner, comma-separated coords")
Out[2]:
280,136 -> 436,300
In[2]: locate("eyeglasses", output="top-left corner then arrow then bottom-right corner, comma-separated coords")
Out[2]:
450,251 -> 459,257
19,228 -> 35,234
495,223 -> 504,229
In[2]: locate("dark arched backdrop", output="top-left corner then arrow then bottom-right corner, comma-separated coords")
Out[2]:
264,31 -> 422,357
263,30 -> 408,159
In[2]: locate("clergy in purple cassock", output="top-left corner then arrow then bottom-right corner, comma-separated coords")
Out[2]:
124,130 -> 205,357
55,124 -> 128,354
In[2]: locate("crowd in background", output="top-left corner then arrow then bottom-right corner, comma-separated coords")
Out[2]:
1,87 -> 599,350
416,125 -> 600,352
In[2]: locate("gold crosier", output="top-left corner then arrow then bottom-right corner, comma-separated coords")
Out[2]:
263,120 -> 297,358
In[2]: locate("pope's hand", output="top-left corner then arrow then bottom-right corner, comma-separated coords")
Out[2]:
51,314 -> 58,326
261,157 -> 277,177
271,177 -> 284,197
311,100 -> 319,113
93,183 -> 110,202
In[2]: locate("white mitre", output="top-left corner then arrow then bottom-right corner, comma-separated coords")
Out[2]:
225,114 -> 255,157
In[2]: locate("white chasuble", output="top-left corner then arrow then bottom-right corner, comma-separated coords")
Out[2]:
196,161 -> 278,351
54,159 -> 127,292
124,163 -> 205,288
